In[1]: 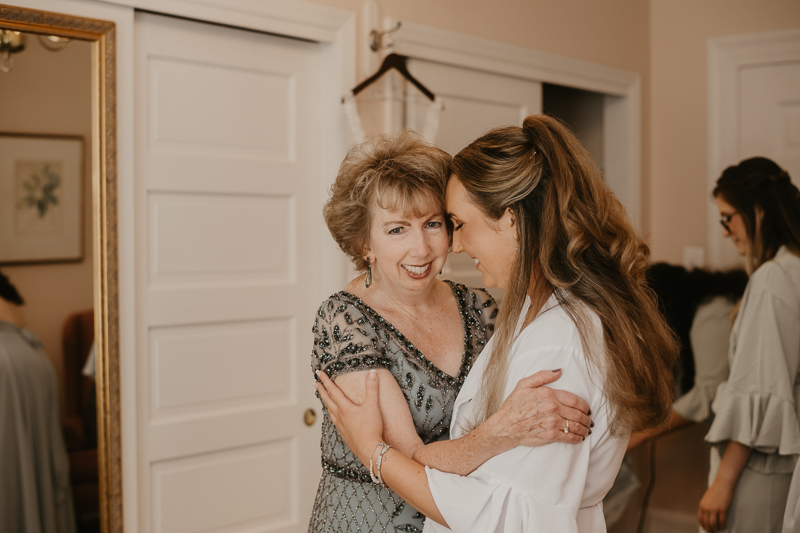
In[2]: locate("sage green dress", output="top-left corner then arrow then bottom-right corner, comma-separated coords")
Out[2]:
308,281 -> 497,533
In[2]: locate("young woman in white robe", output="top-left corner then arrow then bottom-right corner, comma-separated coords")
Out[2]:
317,115 -> 678,533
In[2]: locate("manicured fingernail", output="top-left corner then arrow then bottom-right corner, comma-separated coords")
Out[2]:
582,436 -> 585,441
590,422 -> 594,428
551,368 -> 561,372
587,409 -> 592,416
369,369 -> 377,379
589,429 -> 592,435
315,370 -> 321,376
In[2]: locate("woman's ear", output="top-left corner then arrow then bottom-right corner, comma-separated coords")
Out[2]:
499,207 -> 516,230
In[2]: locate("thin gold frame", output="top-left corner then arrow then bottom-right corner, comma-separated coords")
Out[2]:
0,5 -> 121,533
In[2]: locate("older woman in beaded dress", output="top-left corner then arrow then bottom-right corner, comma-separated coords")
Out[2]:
308,131 -> 593,533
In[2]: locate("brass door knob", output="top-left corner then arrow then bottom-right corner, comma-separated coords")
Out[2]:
304,408 -> 317,426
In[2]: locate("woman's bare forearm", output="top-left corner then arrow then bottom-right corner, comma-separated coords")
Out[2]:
381,448 -> 448,527
627,410 -> 691,452
413,371 -> 590,474
715,441 -> 752,487
412,419 -> 510,475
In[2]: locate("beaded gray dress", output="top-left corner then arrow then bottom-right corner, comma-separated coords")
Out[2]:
308,281 -> 498,533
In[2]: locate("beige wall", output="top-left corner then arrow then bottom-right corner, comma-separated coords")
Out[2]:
649,0 -> 800,263
0,35 -> 94,410
311,0 -> 651,71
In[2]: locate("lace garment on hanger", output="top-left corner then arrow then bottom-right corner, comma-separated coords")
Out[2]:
342,93 -> 444,144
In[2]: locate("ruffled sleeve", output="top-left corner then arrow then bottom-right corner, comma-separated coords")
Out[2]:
706,262 -> 800,455
310,295 -> 390,380
672,297 -> 733,422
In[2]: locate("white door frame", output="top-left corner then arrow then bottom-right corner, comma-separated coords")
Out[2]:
382,19 -> 643,226
707,28 -> 800,268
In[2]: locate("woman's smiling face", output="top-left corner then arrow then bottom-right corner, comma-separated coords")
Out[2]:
366,203 -> 449,294
445,176 -> 517,290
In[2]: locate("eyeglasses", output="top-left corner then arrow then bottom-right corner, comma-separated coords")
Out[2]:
719,212 -> 738,232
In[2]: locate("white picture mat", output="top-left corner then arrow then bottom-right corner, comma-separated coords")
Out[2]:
0,134 -> 84,263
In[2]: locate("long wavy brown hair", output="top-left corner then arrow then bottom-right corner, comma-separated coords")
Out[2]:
451,115 -> 677,434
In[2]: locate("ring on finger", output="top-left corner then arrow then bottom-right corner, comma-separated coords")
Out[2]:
563,420 -> 569,434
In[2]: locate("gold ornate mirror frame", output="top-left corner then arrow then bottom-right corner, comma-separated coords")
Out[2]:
0,5 -> 121,532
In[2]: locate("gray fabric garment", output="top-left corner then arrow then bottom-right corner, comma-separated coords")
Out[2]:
783,456 -> 800,533
673,296 -> 734,422
707,247 -> 800,461
602,455 -> 640,528
707,445 -> 793,533
0,321 -> 76,533
705,247 -> 800,533
308,282 -> 497,533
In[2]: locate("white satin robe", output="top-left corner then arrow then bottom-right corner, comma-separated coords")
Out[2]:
423,294 -> 628,533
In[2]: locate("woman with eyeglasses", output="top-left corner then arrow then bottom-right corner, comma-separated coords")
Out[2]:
698,157 -> 800,533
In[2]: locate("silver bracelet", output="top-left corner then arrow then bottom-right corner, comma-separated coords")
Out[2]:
376,444 -> 393,484
369,442 -> 384,484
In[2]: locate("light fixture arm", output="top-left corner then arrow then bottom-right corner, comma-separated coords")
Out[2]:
0,30 -> 25,73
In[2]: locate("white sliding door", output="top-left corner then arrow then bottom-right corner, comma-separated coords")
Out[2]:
135,12 -> 323,532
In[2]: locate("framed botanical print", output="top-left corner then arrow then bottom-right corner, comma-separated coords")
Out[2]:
0,133 -> 84,263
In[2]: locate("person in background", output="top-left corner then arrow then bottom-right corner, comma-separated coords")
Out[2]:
698,157 -> 800,533
0,270 -> 76,533
602,264 -> 747,530
626,264 -> 748,450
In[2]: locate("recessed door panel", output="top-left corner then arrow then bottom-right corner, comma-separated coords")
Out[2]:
152,441 -> 295,533
150,319 -> 294,419
149,192 -> 294,282
149,57 -> 294,156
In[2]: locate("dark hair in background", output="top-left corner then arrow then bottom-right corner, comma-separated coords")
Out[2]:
647,263 -> 748,395
0,270 -> 24,306
712,157 -> 800,274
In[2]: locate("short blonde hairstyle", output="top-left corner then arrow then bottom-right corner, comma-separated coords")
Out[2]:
324,131 -> 452,271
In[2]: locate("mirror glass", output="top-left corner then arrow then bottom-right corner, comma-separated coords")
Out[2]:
0,17 -> 112,533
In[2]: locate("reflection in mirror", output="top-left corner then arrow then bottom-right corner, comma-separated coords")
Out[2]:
0,30 -> 98,533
